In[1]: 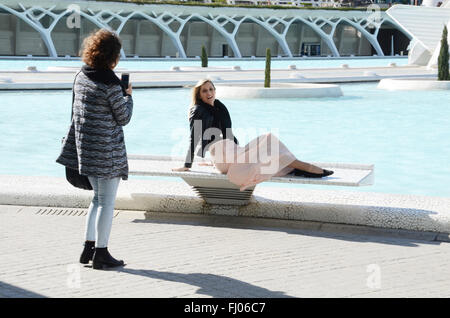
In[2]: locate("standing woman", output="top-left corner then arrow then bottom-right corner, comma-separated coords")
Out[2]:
57,29 -> 133,270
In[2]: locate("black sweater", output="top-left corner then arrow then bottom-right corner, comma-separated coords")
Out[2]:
184,99 -> 238,168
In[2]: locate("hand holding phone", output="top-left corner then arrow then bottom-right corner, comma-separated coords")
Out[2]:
121,73 -> 129,89
121,73 -> 132,96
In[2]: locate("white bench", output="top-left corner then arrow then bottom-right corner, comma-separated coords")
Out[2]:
128,155 -> 375,205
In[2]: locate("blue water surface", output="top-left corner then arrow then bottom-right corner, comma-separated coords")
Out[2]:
1,81 -> 449,197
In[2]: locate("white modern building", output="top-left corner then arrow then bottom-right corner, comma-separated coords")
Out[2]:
387,0 -> 450,67
0,0 -> 411,58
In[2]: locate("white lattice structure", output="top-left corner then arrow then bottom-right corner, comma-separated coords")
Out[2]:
0,0 -> 409,58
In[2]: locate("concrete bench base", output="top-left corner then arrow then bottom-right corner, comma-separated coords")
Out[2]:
182,176 -> 255,205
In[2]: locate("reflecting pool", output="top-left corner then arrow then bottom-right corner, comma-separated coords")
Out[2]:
1,81 -> 449,197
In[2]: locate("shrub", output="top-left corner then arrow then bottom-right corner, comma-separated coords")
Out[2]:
265,48 -> 271,88
201,45 -> 208,68
438,25 -> 449,81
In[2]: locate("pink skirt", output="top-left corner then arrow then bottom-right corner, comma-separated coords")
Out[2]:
208,133 -> 296,191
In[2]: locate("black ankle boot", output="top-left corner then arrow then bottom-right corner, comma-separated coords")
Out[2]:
79,241 -> 95,264
92,247 -> 124,270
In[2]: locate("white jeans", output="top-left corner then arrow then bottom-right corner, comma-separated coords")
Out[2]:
85,176 -> 121,248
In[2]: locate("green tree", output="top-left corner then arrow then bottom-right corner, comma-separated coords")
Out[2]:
201,45 -> 208,68
438,25 -> 449,81
265,48 -> 271,88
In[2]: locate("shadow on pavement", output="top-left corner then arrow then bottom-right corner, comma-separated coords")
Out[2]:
132,211 -> 444,248
117,268 -> 294,298
0,281 -> 47,298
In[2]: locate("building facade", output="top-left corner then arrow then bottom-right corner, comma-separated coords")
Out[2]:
0,0 -> 411,58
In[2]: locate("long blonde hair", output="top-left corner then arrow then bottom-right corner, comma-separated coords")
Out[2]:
189,79 -> 215,115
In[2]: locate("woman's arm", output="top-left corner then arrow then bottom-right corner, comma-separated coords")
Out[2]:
172,106 -> 204,171
183,108 -> 203,168
106,83 -> 133,126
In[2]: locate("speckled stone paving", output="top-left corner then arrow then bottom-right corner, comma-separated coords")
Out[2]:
1,205 -> 450,298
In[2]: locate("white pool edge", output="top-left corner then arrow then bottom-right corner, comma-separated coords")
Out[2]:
1,175 -> 449,235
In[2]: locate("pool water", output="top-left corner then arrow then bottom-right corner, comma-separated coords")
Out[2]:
0,57 -> 408,71
1,81 -> 449,197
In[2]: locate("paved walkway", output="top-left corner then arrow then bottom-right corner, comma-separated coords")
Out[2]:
1,205 -> 450,298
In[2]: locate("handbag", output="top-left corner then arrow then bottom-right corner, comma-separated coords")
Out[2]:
65,166 -> 92,190
64,72 -> 93,190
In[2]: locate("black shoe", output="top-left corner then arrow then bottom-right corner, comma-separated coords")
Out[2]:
79,241 -> 95,264
92,247 -> 124,270
293,168 -> 334,178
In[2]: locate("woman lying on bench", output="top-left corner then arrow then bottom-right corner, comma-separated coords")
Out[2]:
172,79 -> 333,191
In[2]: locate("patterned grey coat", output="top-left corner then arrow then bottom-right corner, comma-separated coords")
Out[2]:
56,72 -> 133,180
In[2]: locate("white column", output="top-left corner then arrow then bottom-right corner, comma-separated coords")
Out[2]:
338,25 -> 345,54
391,35 -> 394,56
134,20 -> 141,56
299,23 -> 305,55
255,24 -> 261,56
14,16 -> 19,56
159,27 -> 164,56
358,31 -> 363,56
77,15 -> 83,56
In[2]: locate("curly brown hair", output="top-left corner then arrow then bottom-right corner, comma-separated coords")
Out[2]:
81,29 -> 122,70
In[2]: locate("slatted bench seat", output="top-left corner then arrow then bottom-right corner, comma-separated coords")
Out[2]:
128,155 -> 375,205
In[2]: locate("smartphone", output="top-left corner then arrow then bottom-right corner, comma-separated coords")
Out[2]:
121,73 -> 129,89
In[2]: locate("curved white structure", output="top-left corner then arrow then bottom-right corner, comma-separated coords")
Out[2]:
386,4 -> 450,67
427,21 -> 450,69
215,83 -> 343,98
380,5 -> 450,92
378,78 -> 450,90
0,0 -> 410,58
